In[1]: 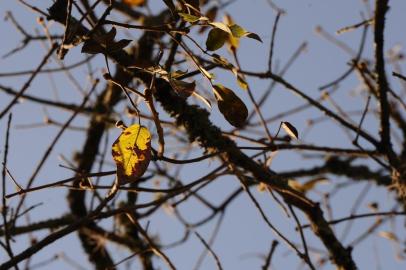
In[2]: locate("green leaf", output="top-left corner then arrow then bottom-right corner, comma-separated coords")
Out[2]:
206,28 -> 229,51
178,12 -> 201,23
213,84 -> 248,127
245,32 -> 263,42
229,24 -> 262,43
229,24 -> 246,38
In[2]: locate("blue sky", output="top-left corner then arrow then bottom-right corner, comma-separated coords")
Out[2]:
1,0 -> 406,269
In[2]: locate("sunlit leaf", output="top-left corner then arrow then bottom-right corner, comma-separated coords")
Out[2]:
223,14 -> 239,51
379,231 -> 399,243
209,22 -> 232,34
288,179 -> 303,193
170,69 -> 188,79
144,66 -> 168,76
229,24 -> 262,42
200,67 -> 213,79
301,178 -> 329,191
236,74 -> 248,90
229,24 -> 246,38
192,91 -> 212,109
123,0 -> 146,6
112,124 -> 152,185
178,12 -> 201,23
206,28 -> 229,51
288,178 -> 328,193
282,121 -> 299,140
213,84 -> 248,127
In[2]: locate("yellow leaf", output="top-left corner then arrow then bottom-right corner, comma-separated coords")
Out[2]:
112,124 -> 151,185
224,14 -> 239,51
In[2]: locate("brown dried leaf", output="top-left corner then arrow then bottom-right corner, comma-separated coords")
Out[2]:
213,84 -> 248,127
81,40 -> 104,54
169,79 -> 196,98
108,39 -> 132,52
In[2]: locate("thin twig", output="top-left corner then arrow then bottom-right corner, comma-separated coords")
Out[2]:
301,210 -> 406,229
354,94 -> 371,144
232,51 -> 274,143
125,213 -> 177,270
289,205 -> 315,269
194,232 -> 223,270
319,24 -> 368,90
336,18 -> 373,34
0,44 -> 58,119
193,213 -> 224,270
230,165 -> 309,267
58,0 -> 74,59
392,71 -> 406,82
268,12 -> 282,73
5,170 -> 115,199
145,52 -> 165,157
0,182 -> 120,269
262,240 -> 279,270
1,114 -> 18,269
12,80 -> 99,221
